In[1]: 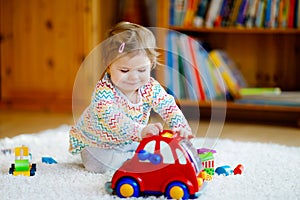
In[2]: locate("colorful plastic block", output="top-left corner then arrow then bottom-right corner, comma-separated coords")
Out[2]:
42,157 -> 58,164
9,146 -> 36,176
215,165 -> 233,176
233,164 -> 244,175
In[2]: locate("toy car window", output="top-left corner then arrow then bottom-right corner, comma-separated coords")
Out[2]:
160,141 -> 174,164
180,140 -> 202,174
143,140 -> 155,154
176,148 -> 187,164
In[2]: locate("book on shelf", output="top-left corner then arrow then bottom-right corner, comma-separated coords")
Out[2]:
193,0 -> 210,27
245,0 -> 259,28
209,50 -> 244,99
168,0 -> 300,29
183,0 -> 198,26
229,0 -> 243,27
235,91 -> 300,107
255,0 -> 266,28
170,0 -> 188,26
214,0 -> 228,27
185,35 -> 206,100
205,0 -> 223,28
239,87 -> 281,96
163,31 -> 246,101
165,31 -> 179,98
236,0 -> 249,27
221,0 -> 236,27
165,31 -> 206,100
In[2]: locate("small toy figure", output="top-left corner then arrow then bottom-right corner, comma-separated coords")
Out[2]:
9,145 -> 36,176
215,165 -> 233,176
233,164 -> 244,175
106,130 -> 204,199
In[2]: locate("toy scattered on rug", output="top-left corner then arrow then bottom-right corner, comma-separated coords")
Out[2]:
197,148 -> 244,177
42,157 -> 58,164
9,145 -> 36,176
215,165 -> 233,176
1,148 -> 13,155
233,164 -> 244,175
105,130 -> 205,199
215,164 -> 244,176
197,148 -> 216,181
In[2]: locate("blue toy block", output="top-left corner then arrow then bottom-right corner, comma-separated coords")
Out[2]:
42,157 -> 57,164
215,165 -> 233,176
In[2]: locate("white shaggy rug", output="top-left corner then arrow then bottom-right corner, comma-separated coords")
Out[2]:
0,125 -> 299,200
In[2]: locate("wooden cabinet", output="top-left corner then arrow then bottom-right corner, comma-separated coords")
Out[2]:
0,0 -> 118,112
156,0 -> 300,126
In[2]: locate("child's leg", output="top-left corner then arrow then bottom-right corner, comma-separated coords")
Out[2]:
81,142 -> 138,173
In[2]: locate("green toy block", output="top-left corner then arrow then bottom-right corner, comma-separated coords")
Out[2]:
199,152 -> 214,162
15,159 -> 30,171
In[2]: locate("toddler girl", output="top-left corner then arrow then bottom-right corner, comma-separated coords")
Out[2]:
69,21 -> 192,173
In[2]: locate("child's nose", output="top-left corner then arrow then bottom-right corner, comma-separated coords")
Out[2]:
128,72 -> 138,80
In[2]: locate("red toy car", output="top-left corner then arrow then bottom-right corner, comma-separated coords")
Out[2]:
107,130 -> 205,199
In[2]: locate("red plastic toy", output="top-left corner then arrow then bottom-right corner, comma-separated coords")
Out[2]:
107,130 -> 205,199
233,164 -> 244,175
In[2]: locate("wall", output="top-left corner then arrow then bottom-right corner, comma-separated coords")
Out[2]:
0,0 -> 119,112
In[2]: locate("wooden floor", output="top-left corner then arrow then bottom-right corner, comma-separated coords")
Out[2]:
0,110 -> 299,147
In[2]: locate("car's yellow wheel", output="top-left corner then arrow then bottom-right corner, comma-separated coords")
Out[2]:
166,182 -> 189,199
169,186 -> 184,199
120,184 -> 134,197
116,177 -> 140,198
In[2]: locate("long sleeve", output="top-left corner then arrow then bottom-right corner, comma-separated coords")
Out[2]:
69,77 -> 146,154
145,78 -> 192,135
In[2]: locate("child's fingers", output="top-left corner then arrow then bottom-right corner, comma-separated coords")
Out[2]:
153,123 -> 163,132
144,123 -> 162,136
173,127 -> 193,139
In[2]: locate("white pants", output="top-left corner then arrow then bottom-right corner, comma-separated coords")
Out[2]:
81,142 -> 139,173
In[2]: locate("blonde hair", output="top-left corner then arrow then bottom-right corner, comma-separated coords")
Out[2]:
101,22 -> 159,78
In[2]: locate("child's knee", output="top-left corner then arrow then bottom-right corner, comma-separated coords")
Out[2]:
80,146 -> 135,173
81,148 -> 110,173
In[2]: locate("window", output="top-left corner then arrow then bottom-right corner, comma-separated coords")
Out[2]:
138,140 -> 156,163
144,140 -> 155,154
160,141 -> 174,164
176,148 -> 187,164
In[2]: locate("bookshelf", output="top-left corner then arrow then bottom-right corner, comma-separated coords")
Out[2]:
156,0 -> 300,126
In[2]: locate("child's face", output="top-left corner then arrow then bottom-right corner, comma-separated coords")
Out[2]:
109,52 -> 151,95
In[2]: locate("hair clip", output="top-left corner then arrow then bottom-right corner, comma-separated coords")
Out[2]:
119,42 -> 125,53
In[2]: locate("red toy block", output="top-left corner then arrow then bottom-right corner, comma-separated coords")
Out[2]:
233,164 -> 244,175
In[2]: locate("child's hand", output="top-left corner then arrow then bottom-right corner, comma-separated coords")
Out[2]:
141,123 -> 163,138
173,128 -> 194,139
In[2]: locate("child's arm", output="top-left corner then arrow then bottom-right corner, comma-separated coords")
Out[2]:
148,79 -> 193,137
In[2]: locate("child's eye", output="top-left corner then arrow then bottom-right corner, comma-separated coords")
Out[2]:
120,69 -> 129,73
138,68 -> 146,72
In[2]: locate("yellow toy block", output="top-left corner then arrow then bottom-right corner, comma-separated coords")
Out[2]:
13,170 -> 30,176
